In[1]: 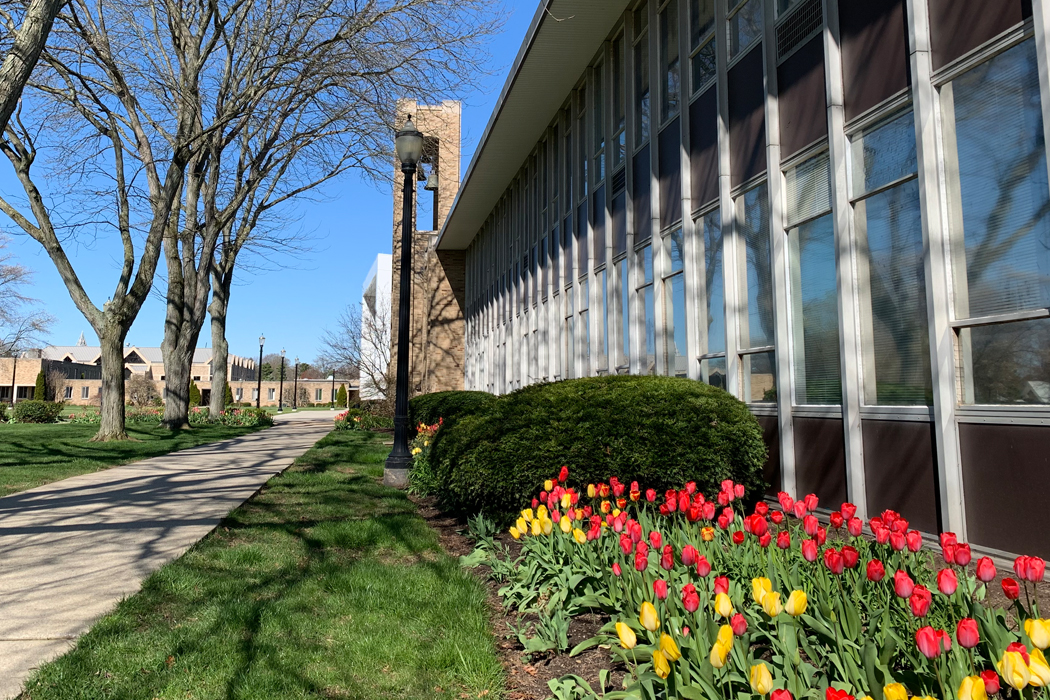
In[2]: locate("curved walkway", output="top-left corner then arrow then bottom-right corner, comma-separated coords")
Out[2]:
0,412 -> 334,699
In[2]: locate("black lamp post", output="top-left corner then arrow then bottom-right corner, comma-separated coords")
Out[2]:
329,374 -> 335,409
278,349 -> 285,412
384,115 -> 424,488
256,334 -> 265,409
292,356 -> 299,410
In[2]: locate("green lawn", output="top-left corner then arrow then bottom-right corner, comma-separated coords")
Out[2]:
0,423 -> 267,497
19,430 -> 504,700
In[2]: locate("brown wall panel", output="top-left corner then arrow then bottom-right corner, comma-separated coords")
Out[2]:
690,87 -> 719,208
777,35 -> 827,159
959,423 -> 1050,559
659,118 -> 682,230
862,420 -> 939,534
592,184 -> 606,267
839,0 -> 909,122
612,190 -> 627,257
729,46 -> 767,187
794,416 -> 848,508
755,414 -> 781,497
927,0 -> 1030,71
633,145 -> 652,242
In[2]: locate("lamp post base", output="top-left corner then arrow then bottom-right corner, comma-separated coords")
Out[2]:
383,452 -> 412,489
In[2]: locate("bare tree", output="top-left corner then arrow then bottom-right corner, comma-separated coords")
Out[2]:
125,373 -> 159,406
45,366 -> 66,400
0,0 -> 65,135
0,233 -> 52,355
320,299 -> 391,404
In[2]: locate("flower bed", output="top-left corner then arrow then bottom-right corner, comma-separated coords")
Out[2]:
465,469 -> 1048,700
333,409 -> 393,431
65,407 -> 270,427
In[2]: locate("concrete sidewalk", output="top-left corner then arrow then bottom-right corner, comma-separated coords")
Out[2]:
0,416 -> 333,699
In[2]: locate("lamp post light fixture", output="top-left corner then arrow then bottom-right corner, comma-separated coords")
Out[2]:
384,115 -> 425,488
293,356 -> 299,410
278,349 -> 286,412
256,334 -> 265,409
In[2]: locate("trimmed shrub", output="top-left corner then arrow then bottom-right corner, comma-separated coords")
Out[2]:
336,384 -> 347,407
12,400 -> 65,424
34,371 -> 46,401
0,403 -> 8,422
428,376 -> 767,520
189,381 -> 201,407
215,408 -> 273,427
409,390 -> 496,429
224,382 -> 234,407
333,409 -> 393,431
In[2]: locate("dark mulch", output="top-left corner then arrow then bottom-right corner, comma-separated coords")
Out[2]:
413,497 -> 626,700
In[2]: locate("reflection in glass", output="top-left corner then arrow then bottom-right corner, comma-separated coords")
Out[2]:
692,40 -> 717,93
961,317 -> 1050,404
744,352 -> 777,403
665,273 -> 688,377
789,214 -> 842,405
659,0 -> 680,121
942,39 -> 1050,319
635,17 -> 651,145
729,0 -> 763,60
738,183 -> 774,349
619,259 -> 630,363
700,356 -> 727,390
690,0 -> 715,48
850,111 -> 917,199
701,211 -> 725,355
644,286 -> 656,374
599,269 -> 609,369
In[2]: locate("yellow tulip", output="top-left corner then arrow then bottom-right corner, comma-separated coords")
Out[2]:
1030,648 -> 1050,687
509,526 -> 521,540
1027,619 -> 1050,650
717,624 -> 734,649
749,663 -> 773,695
612,508 -> 621,517
572,528 -> 586,544
561,492 -> 573,509
752,577 -> 773,605
615,621 -> 637,649
516,517 -> 528,535
587,484 -> 596,498
862,696 -> 876,700
540,518 -> 553,535
544,480 -> 553,492
411,447 -> 422,455
574,508 -> 584,520
536,505 -> 548,518
701,526 -> 715,542
883,683 -> 909,700
709,640 -> 731,669
762,590 -> 783,617
559,516 -> 572,534
530,519 -> 541,536
652,650 -> 670,679
714,592 -> 734,618
522,508 -> 534,521
785,590 -> 808,617
959,675 -> 988,700
998,651 -> 1031,691
640,601 -> 661,631
660,633 -> 681,661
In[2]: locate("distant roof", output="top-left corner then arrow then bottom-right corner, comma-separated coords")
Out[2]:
40,346 -> 246,365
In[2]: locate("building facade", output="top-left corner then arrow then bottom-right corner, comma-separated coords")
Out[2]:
437,0 -> 1050,558
361,253 -> 393,400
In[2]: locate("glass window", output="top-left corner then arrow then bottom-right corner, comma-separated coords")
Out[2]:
699,210 -> 726,356
737,183 -> 774,349
701,356 -> 727,389
728,0 -> 762,60
598,269 -> 610,369
690,0 -> 716,93
850,110 -> 916,198
81,386 -> 89,399
664,228 -> 688,378
743,351 -> 777,403
789,214 -> 841,404
268,388 -> 275,400
578,89 -> 589,199
619,258 -> 631,363
634,4 -> 651,144
959,317 -> 1050,404
613,35 -> 627,168
941,39 -> 1050,320
637,245 -> 657,373
659,0 -> 680,122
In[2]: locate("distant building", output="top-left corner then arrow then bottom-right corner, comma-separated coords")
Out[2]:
361,254 -> 392,401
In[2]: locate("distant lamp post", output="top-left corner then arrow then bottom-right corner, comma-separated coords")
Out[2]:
328,374 -> 335,410
384,115 -> 424,488
293,356 -> 299,410
278,349 -> 286,412
256,334 -> 265,409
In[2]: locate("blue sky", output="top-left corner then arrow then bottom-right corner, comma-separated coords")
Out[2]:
2,1 -> 534,363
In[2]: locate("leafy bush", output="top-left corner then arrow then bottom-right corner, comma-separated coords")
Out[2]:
0,402 -> 8,422
429,376 -> 766,519
224,382 -> 234,407
189,381 -> 201,407
34,371 -> 46,400
407,420 -> 442,496
336,384 -> 347,407
409,390 -> 495,429
12,400 -> 65,424
214,408 -> 273,427
333,409 -> 393,431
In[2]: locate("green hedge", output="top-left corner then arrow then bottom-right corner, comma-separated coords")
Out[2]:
12,400 -> 65,424
409,390 -> 495,429
427,376 -> 767,520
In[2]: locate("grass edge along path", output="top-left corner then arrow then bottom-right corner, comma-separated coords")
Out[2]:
0,423 -> 270,498
19,429 -> 504,700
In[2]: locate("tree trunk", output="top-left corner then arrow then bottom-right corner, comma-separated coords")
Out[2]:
93,329 -> 128,441
0,0 -> 65,136
208,283 -> 229,417
162,341 -> 193,429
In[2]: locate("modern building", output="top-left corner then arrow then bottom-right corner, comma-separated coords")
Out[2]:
361,253 -> 393,400
434,0 -> 1050,558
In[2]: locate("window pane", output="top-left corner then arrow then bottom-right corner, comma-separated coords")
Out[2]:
644,286 -> 656,373
642,244 -> 654,284
856,179 -> 933,405
635,30 -> 651,143
729,0 -> 763,60
851,111 -> 917,198
669,226 -> 685,273
960,317 -> 1050,405
581,309 -> 590,360
700,356 -> 727,390
738,183 -> 774,349
598,269 -> 610,369
594,65 -> 605,153
743,351 -> 777,403
786,151 -> 831,227
701,211 -> 726,355
620,258 -> 630,362
665,273 -> 689,376
614,36 -> 627,167
789,214 -> 842,405
660,0 -> 680,121
690,0 -> 715,48
943,39 -> 1050,319
691,39 -> 717,93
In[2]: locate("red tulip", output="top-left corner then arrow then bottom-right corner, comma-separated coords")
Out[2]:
847,517 -> 863,537
771,510 -> 784,525
679,491 -> 690,513
841,502 -> 857,520
824,548 -> 845,575
620,534 -> 632,555
750,515 -> 768,538
718,492 -> 729,506
894,570 -> 915,598
829,512 -> 844,529
1017,555 -> 1046,582
910,585 -> 932,617
758,533 -> 772,548
981,670 -> 1000,695
804,493 -> 819,511
703,502 -> 716,520
937,568 -> 958,595
636,541 -> 648,557
755,501 -> 769,516
867,559 -> 886,582
660,544 -> 674,570
940,532 -> 958,548
685,481 -> 697,495
559,466 -> 569,483
976,556 -> 997,582
777,531 -> 791,549
942,543 -> 957,565
612,481 -> 625,497
801,539 -> 818,562
687,505 -> 702,522
696,556 -> 712,577
732,531 -> 745,545
653,579 -> 668,600
645,488 -> 657,502
875,526 -> 890,545
956,618 -> 980,649
717,514 -> 731,530
890,531 -> 906,551
731,612 -> 748,635
658,503 -> 670,516
683,589 -> 700,612
612,562 -> 622,577
841,545 -> 860,569
1007,642 -> 1031,665
734,484 -> 745,498
916,625 -> 945,658
649,531 -> 662,549
714,575 -> 729,594
892,517 -> 909,533
1002,577 -> 1020,600
531,498 -> 539,509
826,689 -> 855,700
906,530 -> 923,553
954,543 -> 972,566
803,515 -> 819,537
772,690 -> 794,700
681,544 -> 698,567
634,552 -> 648,571
792,501 -> 807,519
815,527 -> 827,546
778,492 -> 793,511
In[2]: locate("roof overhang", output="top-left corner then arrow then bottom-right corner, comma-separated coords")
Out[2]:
436,0 -> 630,251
